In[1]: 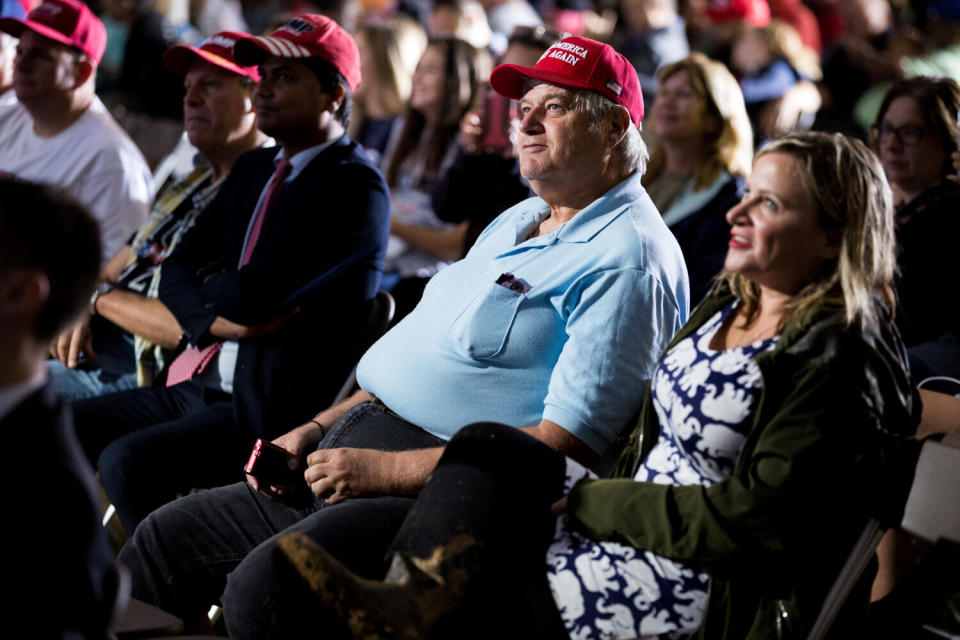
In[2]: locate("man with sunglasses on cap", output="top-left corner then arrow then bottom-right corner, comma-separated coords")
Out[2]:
47,31 -> 267,401
0,0 -> 153,265
69,15 -> 390,536
118,34 -> 687,638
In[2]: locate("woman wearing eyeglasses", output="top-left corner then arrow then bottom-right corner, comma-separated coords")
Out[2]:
871,77 -> 960,357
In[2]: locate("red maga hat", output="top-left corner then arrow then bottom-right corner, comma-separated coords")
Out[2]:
706,0 -> 770,27
490,35 -> 643,125
233,15 -> 361,92
162,31 -> 261,81
0,0 -> 106,64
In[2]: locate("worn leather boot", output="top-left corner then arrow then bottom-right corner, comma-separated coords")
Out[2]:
276,530 -> 479,639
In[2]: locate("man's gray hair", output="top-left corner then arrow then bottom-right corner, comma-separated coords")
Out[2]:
523,80 -> 648,174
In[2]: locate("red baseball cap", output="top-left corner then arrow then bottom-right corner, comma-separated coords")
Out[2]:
162,31 -> 261,82
490,36 -> 644,125
0,0 -> 106,64
233,15 -> 361,92
706,0 -> 771,27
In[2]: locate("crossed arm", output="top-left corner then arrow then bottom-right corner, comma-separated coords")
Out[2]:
51,243 -> 295,367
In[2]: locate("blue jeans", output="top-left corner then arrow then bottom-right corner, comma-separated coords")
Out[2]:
118,401 -> 445,636
47,359 -> 138,401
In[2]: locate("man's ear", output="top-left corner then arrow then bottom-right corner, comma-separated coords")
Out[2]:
608,106 -> 631,148
325,83 -> 346,115
0,269 -> 49,321
73,57 -> 95,88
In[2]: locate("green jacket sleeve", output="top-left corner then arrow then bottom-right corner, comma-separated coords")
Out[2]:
565,340 -> 906,580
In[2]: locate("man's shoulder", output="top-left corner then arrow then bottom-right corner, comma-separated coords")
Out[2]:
303,137 -> 385,183
69,99 -> 151,174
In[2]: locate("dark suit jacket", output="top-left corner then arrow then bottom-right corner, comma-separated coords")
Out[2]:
160,136 -> 391,440
7,383 -> 116,639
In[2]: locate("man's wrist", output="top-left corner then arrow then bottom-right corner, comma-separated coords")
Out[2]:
309,418 -> 327,437
89,283 -> 112,316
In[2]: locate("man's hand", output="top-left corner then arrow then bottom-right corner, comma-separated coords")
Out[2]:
246,421 -> 325,500
303,448 -> 399,505
210,307 -> 300,341
50,318 -> 94,368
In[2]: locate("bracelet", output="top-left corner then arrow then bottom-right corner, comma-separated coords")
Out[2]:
89,283 -> 112,317
309,418 -> 326,436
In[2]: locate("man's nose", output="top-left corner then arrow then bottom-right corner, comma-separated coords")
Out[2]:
184,84 -> 202,105
520,107 -> 542,134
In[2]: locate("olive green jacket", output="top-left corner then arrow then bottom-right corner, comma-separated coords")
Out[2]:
567,289 -> 921,639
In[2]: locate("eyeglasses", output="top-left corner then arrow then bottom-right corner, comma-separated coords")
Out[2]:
871,123 -> 927,146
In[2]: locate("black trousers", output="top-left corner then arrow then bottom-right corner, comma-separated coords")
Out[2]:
117,401 -> 445,637
72,380 -> 243,534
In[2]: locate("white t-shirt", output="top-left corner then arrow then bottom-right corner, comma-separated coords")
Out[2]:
0,97 -> 154,265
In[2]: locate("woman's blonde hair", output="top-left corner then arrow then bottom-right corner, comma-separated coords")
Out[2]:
720,132 -> 896,330
756,20 -> 822,82
353,19 -> 427,119
644,53 -> 754,191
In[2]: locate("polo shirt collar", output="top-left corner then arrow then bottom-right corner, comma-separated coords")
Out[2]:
512,171 -> 645,247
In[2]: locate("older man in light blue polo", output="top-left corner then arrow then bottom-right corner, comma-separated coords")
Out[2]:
119,34 -> 689,639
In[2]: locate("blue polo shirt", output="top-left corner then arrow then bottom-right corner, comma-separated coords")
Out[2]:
357,171 -> 689,453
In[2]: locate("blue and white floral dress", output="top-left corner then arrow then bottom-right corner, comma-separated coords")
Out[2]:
546,301 -> 778,640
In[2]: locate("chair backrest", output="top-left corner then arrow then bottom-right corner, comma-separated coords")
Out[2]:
332,291 -> 396,404
806,519 -> 886,640
900,435 -> 960,545
807,435 -> 960,639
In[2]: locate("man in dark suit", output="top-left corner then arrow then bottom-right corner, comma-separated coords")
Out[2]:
71,14 -> 391,535
0,178 -> 116,639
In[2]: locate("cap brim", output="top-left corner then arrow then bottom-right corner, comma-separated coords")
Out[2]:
490,63 -> 598,100
0,17 -> 74,48
162,44 -> 259,80
233,35 -> 311,67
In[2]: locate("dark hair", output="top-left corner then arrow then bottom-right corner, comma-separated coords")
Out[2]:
300,57 -> 354,127
385,37 -> 484,187
507,25 -> 567,51
873,76 -> 960,180
0,178 -> 100,341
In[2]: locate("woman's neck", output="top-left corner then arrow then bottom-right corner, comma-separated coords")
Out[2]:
661,142 -> 701,175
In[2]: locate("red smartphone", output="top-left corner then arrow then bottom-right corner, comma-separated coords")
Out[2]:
481,87 -> 515,152
244,439 -> 301,486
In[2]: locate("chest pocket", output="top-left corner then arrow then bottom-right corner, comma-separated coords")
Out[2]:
449,281 -> 525,359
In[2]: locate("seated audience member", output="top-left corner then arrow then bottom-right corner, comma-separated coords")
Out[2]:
434,25 -> 562,259
277,131 -> 922,640
0,0 -> 20,108
350,18 -> 426,166
96,0 -> 183,122
614,0 -> 689,110
382,37 -> 487,306
0,0 -> 153,264
871,77 -> 960,377
1,178 -> 116,639
70,15 -> 391,535
429,0 -> 493,50
117,36 -> 689,638
731,20 -> 822,142
644,53 -> 753,303
47,31 -> 268,401
482,0 -> 544,52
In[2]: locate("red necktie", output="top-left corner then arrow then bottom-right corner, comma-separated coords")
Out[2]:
166,158 -> 293,387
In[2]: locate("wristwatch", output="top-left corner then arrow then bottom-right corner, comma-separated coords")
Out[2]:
89,283 -> 112,316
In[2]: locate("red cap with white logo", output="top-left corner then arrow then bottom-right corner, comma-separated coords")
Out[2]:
233,14 -> 361,92
162,31 -> 261,81
0,0 -> 106,64
490,35 -> 643,125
